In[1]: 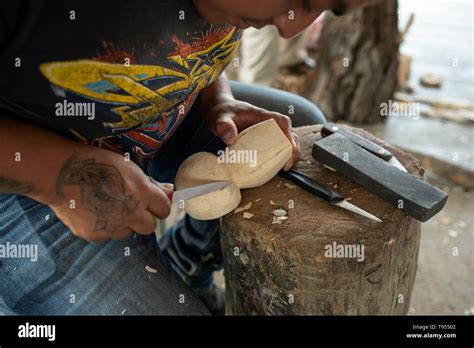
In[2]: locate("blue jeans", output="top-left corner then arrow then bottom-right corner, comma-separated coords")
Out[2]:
0,82 -> 326,314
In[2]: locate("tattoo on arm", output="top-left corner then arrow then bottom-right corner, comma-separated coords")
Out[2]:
0,176 -> 34,195
56,153 -> 139,233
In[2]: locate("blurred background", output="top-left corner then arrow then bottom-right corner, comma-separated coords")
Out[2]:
223,0 -> 473,315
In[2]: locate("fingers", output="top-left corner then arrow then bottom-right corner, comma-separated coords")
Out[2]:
128,209 -> 157,236
231,105 -> 278,131
145,181 -> 172,219
272,115 -> 300,171
214,113 -> 239,145
230,107 -> 300,171
283,132 -> 301,171
159,182 -> 174,197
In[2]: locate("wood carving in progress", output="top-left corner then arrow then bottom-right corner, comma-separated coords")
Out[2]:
175,119 -> 293,220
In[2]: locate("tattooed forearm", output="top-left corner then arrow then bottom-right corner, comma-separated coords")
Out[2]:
0,176 -> 35,195
56,153 -> 139,232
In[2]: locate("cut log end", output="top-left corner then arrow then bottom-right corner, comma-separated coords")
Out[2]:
220,125 -> 422,315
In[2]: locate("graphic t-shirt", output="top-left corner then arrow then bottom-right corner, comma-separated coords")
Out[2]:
0,0 -> 240,167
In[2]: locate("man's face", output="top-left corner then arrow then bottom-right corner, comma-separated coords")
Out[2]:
193,0 -> 379,38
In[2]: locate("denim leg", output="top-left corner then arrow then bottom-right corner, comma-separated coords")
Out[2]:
229,80 -> 327,126
148,107 -> 225,292
0,193 -> 210,315
148,81 -> 327,293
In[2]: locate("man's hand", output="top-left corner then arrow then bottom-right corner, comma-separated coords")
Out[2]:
49,147 -> 173,243
204,98 -> 301,171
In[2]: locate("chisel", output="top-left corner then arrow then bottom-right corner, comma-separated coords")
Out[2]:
321,123 -> 407,172
278,169 -> 382,222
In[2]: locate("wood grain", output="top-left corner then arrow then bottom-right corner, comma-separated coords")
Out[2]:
220,125 -> 421,315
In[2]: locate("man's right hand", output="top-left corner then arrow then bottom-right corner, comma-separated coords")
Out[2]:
1,115 -> 172,243
47,147 -> 173,243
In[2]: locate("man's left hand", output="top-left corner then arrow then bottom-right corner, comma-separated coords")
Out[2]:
204,99 -> 300,171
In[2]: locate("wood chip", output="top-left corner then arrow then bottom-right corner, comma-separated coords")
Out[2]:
448,229 -> 459,238
269,200 -> 276,205
145,265 -> 158,273
234,202 -> 253,214
284,183 -> 297,189
323,164 -> 336,172
273,209 -> 287,217
272,216 -> 288,224
255,198 -> 262,202
243,212 -> 254,219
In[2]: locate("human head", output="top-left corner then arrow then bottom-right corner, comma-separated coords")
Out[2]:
193,0 -> 382,38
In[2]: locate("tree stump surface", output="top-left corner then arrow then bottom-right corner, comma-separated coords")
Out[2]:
220,125 -> 422,315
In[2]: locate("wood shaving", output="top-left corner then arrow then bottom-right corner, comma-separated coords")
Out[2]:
448,229 -> 459,238
272,216 -> 288,224
269,200 -> 276,205
145,265 -> 158,273
255,198 -> 262,202
243,212 -> 254,219
284,183 -> 297,189
273,209 -> 287,217
323,164 -> 336,172
234,202 -> 253,214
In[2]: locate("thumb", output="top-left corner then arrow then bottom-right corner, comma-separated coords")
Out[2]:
214,113 -> 238,146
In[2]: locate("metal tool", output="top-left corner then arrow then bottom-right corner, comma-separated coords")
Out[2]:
313,133 -> 448,222
166,181 -> 232,204
321,123 -> 408,172
278,169 -> 382,222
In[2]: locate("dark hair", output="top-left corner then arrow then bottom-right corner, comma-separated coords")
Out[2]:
332,0 -> 348,16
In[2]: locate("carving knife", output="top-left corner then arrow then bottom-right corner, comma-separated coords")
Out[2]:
321,123 -> 408,172
149,178 -> 233,204
278,169 -> 382,222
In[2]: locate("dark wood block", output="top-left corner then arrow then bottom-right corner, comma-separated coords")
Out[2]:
312,133 -> 448,222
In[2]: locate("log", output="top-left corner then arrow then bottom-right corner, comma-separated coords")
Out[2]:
220,125 -> 422,315
308,0 -> 400,124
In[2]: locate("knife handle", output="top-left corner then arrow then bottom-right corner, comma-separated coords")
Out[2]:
321,123 -> 393,161
278,169 -> 344,204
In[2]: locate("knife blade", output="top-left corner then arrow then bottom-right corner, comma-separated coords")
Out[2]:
168,181 -> 233,204
278,169 -> 382,222
321,123 -> 408,172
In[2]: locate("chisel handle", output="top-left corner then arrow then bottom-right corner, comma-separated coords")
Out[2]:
278,169 -> 344,204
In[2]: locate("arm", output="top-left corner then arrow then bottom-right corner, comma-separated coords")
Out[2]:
196,75 -> 300,171
0,115 -> 172,242
0,116 -> 77,203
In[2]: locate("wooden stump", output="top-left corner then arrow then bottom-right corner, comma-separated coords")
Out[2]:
220,125 -> 422,315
